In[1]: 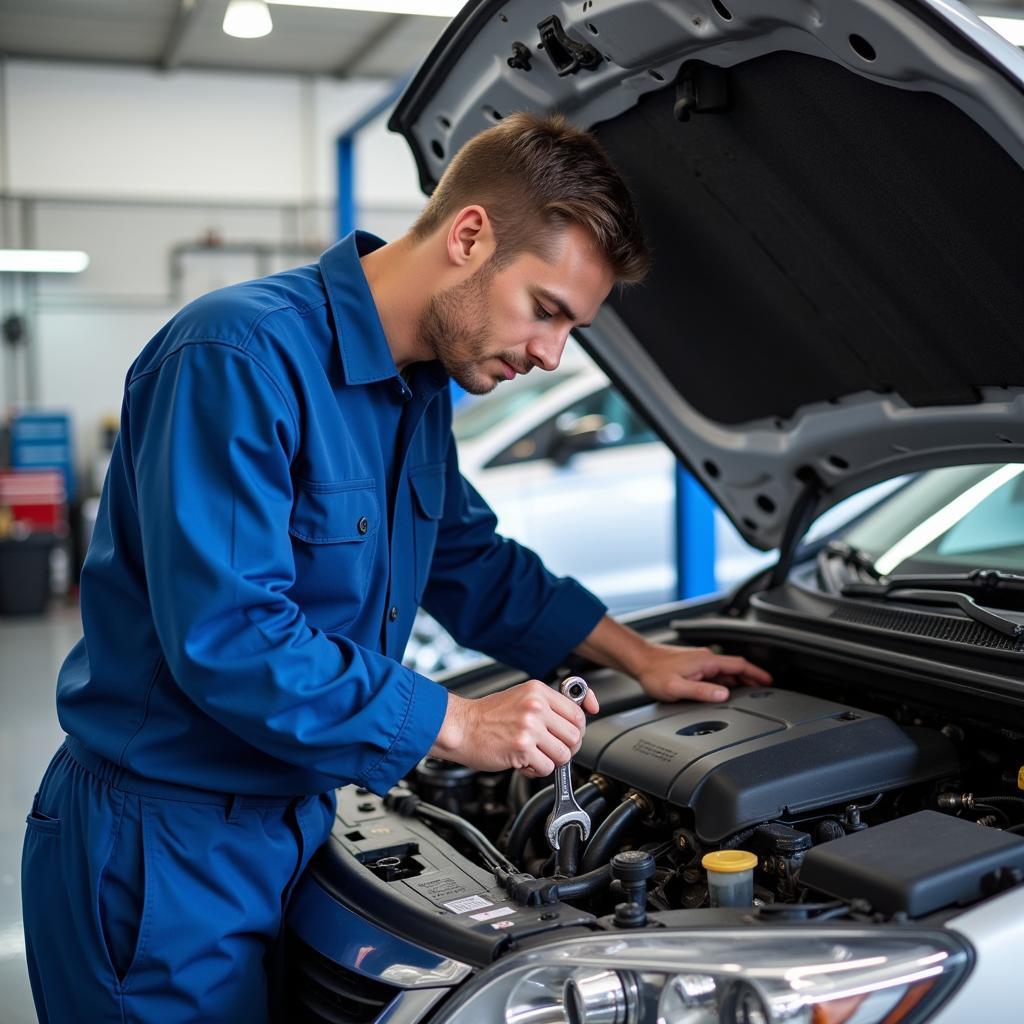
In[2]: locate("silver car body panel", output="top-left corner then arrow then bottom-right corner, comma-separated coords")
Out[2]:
934,885 -> 1024,1021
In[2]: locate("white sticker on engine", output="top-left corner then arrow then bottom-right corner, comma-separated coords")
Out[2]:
470,906 -> 515,922
443,894 -> 492,914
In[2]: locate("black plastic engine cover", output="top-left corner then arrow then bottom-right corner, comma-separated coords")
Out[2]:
575,688 -> 959,842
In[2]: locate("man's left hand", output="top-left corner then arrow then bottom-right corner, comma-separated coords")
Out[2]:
633,643 -> 772,703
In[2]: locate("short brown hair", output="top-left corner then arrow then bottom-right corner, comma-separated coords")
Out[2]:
410,111 -> 649,284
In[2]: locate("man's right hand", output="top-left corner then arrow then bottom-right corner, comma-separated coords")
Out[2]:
428,679 -> 600,777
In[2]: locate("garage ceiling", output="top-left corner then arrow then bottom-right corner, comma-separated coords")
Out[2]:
0,0 -> 450,78
1,1 -> 1022,80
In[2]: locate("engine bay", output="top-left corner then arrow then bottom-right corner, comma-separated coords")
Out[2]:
300,661 -> 1024,970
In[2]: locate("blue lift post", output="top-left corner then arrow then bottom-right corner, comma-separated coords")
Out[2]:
336,78 -> 468,408
675,464 -> 717,599
335,77 -> 408,238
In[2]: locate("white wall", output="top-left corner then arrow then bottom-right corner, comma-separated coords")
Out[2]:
0,58 -> 426,489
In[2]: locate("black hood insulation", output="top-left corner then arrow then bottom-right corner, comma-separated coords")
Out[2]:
598,50 -> 1024,427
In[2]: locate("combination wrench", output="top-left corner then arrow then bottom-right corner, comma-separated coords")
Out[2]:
544,675 -> 591,852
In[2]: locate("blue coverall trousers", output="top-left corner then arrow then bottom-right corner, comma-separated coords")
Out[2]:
22,740 -> 336,1023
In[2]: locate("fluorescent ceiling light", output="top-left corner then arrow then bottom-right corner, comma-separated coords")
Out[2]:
0,250 -> 90,274
980,15 -> 1024,47
267,0 -> 462,16
223,0 -> 274,38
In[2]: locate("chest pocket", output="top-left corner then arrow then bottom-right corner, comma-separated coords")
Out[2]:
288,479 -> 378,633
408,463 -> 446,603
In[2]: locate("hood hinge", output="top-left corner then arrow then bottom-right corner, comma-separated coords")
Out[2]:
723,470 -> 822,615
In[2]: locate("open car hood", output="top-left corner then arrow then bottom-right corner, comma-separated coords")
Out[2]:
391,0 -> 1024,550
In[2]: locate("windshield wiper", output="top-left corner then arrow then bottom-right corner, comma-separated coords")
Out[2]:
842,569 -> 1024,638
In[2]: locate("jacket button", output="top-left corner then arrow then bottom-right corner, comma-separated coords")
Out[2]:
389,605 -> 399,621
357,516 -> 369,535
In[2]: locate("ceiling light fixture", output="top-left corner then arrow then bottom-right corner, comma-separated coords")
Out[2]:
223,0 -> 274,38
267,0 -> 462,17
980,15 -> 1024,47
0,250 -> 90,274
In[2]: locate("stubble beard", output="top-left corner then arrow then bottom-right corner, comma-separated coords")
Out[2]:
417,263 -> 523,395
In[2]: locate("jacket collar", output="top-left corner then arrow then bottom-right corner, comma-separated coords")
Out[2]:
319,230 -> 451,400
320,230 -> 401,385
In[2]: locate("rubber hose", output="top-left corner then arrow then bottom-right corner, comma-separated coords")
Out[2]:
506,781 -> 603,867
583,794 -> 610,829
977,795 -> 1024,807
414,802 -> 519,875
552,864 -> 613,902
509,771 -> 531,812
556,824 -> 583,877
505,784 -> 555,866
550,786 -> 611,867
580,797 -> 644,875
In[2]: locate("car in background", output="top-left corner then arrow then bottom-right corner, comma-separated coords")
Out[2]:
451,355 -> 768,612
289,1 -> 1024,1021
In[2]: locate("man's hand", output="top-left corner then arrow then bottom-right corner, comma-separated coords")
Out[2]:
574,614 -> 772,703
429,679 -> 600,777
632,642 -> 772,702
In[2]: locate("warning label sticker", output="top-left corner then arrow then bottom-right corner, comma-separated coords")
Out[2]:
442,894 -> 493,915
470,906 -> 515,922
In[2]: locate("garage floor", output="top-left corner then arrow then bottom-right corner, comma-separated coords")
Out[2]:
0,607 -> 82,1024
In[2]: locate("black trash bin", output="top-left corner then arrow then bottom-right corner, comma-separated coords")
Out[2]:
0,534 -> 54,615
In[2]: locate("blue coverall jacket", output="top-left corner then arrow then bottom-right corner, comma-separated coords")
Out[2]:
22,231 -> 607,1023
57,229 -> 606,797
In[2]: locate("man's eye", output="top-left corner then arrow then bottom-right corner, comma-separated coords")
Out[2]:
535,304 -> 553,321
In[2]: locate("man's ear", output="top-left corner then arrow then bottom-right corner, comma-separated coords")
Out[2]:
446,205 -> 496,270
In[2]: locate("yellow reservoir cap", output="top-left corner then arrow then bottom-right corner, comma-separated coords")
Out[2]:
1018,765 -> 1024,791
702,850 -> 757,873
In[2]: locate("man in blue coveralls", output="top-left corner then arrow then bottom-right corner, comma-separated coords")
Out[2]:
22,112 -> 771,1021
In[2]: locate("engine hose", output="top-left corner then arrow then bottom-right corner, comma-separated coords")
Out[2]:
528,792 -> 611,877
505,784 -> 556,865
580,796 -> 646,874
552,864 -> 613,902
544,790 -> 606,872
506,780 -> 604,867
556,824 -> 583,877
976,795 -> 1024,808
722,825 -> 759,850
384,792 -> 520,876
509,771 -> 532,811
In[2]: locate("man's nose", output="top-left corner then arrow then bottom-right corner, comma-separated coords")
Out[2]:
526,330 -> 569,372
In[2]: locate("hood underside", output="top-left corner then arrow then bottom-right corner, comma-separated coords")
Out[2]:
392,0 -> 1024,548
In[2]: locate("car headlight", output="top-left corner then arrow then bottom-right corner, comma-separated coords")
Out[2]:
431,929 -> 971,1024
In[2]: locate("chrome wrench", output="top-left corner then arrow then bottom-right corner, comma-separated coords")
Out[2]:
544,676 -> 591,852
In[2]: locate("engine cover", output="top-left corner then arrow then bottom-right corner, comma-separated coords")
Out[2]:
576,687 -> 959,842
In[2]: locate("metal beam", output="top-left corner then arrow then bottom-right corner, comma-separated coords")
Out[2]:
160,0 -> 205,71
334,13 -> 408,78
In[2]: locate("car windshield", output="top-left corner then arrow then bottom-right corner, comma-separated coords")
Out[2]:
842,463 -> 1024,576
452,371 -> 574,443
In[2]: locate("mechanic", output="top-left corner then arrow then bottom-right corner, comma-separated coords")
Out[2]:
22,112 -> 771,1022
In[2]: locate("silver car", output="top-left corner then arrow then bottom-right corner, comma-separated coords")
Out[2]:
286,1 -> 1024,1021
